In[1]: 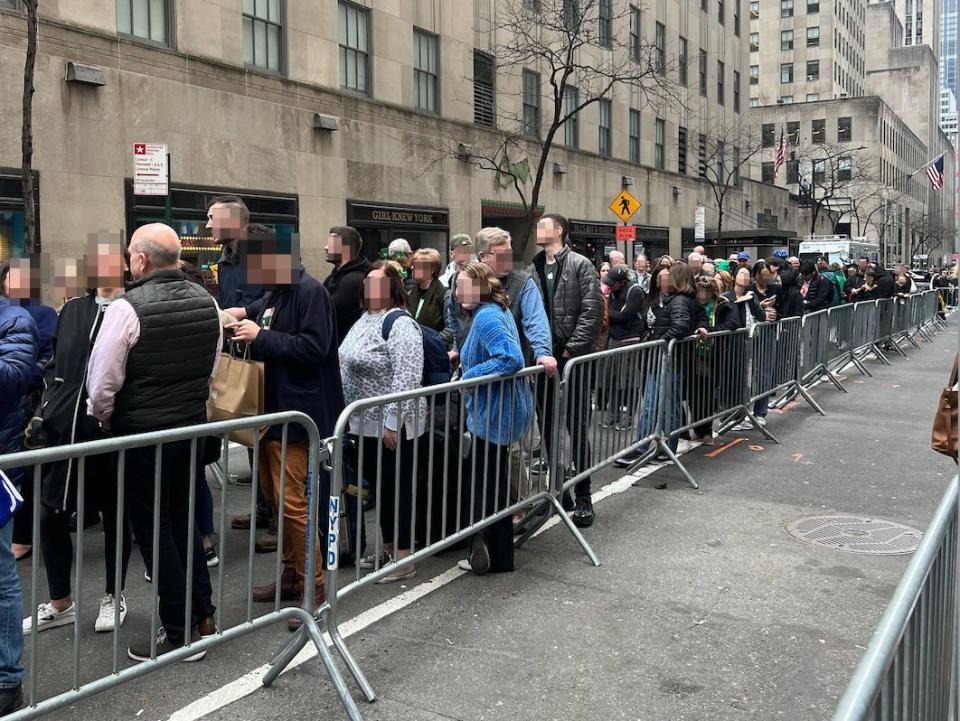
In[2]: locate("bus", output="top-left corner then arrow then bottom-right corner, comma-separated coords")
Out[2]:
798,236 -> 880,267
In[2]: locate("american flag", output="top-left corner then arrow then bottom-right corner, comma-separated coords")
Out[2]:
773,129 -> 787,180
925,154 -> 945,190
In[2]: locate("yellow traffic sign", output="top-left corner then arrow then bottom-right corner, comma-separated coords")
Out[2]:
609,190 -> 641,222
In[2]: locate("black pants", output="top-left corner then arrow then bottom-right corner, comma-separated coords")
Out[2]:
124,441 -> 215,644
359,432 -> 419,552
536,357 -> 592,498
464,438 -> 513,573
12,474 -> 33,547
40,453 -> 132,601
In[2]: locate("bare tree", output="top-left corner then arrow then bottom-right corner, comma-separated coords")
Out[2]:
21,0 -> 39,254
432,0 -> 682,256
911,209 -> 950,262
699,124 -> 764,233
791,142 -> 872,236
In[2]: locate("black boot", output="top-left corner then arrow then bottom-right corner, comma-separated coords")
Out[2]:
572,496 -> 595,528
0,683 -> 23,716
561,490 -> 575,512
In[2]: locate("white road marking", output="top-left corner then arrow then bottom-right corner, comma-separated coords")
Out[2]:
167,449 -> 694,721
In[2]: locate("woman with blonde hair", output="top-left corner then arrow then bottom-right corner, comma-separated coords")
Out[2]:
454,262 -> 533,575
407,247 -> 447,335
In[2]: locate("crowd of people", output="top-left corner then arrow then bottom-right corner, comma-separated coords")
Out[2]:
0,195 -> 953,714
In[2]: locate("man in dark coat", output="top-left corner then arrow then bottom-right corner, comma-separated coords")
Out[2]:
775,268 -> 804,319
87,223 -> 221,662
0,292 -> 37,713
207,196 -> 264,310
227,236 -> 345,630
799,260 -> 833,313
323,225 -> 371,344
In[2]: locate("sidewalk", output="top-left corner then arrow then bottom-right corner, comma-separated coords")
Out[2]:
45,325 -> 958,721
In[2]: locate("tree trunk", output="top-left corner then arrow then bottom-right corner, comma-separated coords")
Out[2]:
21,0 -> 38,255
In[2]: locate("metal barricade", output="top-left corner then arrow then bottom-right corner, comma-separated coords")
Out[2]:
748,318 -> 825,422
0,412 -> 364,721
875,298 -> 906,359
825,304 -> 860,375
800,308 -> 847,393
890,295 -> 921,352
305,367 -> 600,714
832,476 -> 958,721
850,300 -> 889,368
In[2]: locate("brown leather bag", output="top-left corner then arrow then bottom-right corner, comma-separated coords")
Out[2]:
932,354 -> 958,461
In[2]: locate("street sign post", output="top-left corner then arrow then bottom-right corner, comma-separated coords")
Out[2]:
133,143 -> 168,196
609,190 -> 641,223
694,206 -> 705,241
615,225 -> 636,241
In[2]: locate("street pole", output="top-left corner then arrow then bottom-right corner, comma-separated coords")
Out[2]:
164,152 -> 172,225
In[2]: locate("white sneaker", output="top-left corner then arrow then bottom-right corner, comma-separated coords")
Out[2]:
457,559 -> 473,572
374,566 -> 416,584
731,423 -> 745,432
739,419 -> 754,431
95,593 -> 127,632
359,550 -> 392,570
23,601 -> 75,634
756,417 -> 768,428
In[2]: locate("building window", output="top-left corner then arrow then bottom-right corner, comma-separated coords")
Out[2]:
749,97 -> 760,107
655,118 -> 665,170
734,0 -> 740,35
522,70 -> 540,138
678,126 -> 688,174
243,0 -> 283,72
117,0 -> 169,45
787,159 -> 799,183
780,94 -> 793,103
812,118 -> 825,143
762,123 -> 775,147
598,0 -> 613,47
750,0 -> 760,17
719,0 -> 725,24
806,92 -> 819,101
655,22 -> 666,74
762,161 -> 775,183
807,0 -> 819,11
732,146 -> 741,185
629,5 -> 641,61
717,60 -> 725,104
749,65 -> 759,84
679,36 -> 688,85
781,0 -> 794,16
339,2 -> 369,94
813,159 -> 825,183
698,133 -> 707,177
806,60 -> 819,80
473,51 -> 495,127
523,0 -> 540,10
838,115 -> 852,142
787,120 -> 800,142
629,109 -> 641,163
838,156 -> 852,180
781,30 -> 794,50
598,99 -> 612,156
750,31 -> 759,50
563,0 -> 579,31
733,70 -> 740,112
413,29 -> 439,113
701,0 -> 708,12
780,62 -> 793,83
806,26 -> 820,46
563,85 -> 579,148
699,49 -> 707,97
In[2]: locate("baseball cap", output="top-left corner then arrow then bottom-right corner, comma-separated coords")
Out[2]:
772,248 -> 789,259
450,233 -> 473,250
737,251 -> 752,261
603,266 -> 630,285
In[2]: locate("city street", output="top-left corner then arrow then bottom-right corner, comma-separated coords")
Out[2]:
18,324 -> 956,721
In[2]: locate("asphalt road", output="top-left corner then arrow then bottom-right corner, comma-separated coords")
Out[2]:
15,322 -> 957,721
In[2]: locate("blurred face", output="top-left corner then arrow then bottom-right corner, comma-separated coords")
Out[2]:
206,203 -> 245,243
536,218 -> 562,248
412,258 -> 434,285
689,255 -> 703,273
736,267 -> 751,287
656,268 -> 671,292
609,251 -> 625,266
790,257 -> 801,270
247,251 -> 295,286
455,272 -> 485,310
697,285 -> 712,304
363,268 -> 391,311
600,262 -> 611,277
817,258 -> 828,270
452,245 -> 473,265
4,259 -> 36,300
478,242 -> 513,278
325,234 -> 345,265
858,258 -> 869,272
86,239 -> 125,291
757,267 -> 771,286
635,256 -> 648,274
728,254 -> 738,263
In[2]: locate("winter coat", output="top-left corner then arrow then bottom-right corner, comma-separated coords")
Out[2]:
22,301 -> 56,391
873,267 -> 897,299
0,297 -> 39,457
802,274 -> 833,313
407,278 -> 447,334
528,246 -> 603,357
606,282 -> 647,342
323,257 -> 373,345
721,290 -> 765,330
36,294 -> 112,509
651,293 -> 705,341
216,245 -> 264,310
245,267 -> 346,441
776,270 -> 804,319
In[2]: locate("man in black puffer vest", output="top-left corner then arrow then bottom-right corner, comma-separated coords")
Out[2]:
87,223 -> 222,663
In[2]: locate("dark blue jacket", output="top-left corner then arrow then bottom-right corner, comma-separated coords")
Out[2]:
245,268 -> 345,442
217,246 -> 265,310
23,301 -> 57,391
0,297 -> 39,456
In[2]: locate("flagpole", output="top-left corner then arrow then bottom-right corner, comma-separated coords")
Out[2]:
907,151 -> 946,178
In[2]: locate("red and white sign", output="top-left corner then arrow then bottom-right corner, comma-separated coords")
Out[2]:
133,143 -> 168,196
615,225 -> 636,242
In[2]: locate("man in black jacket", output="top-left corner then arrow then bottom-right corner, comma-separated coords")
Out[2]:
226,235 -> 344,630
323,225 -> 371,344
776,268 -> 804,319
528,213 -> 603,528
207,196 -> 264,310
87,223 -> 220,662
799,260 -> 832,313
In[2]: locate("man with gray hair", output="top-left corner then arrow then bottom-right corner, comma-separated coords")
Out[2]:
608,250 -> 637,284
687,251 -> 705,276
634,254 -> 650,292
87,223 -> 222,662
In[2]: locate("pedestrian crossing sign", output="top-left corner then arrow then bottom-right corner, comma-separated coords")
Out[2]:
609,190 -> 641,222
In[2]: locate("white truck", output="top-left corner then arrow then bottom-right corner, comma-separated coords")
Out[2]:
798,236 -> 880,266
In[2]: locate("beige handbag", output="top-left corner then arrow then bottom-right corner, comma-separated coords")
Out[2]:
207,343 -> 266,447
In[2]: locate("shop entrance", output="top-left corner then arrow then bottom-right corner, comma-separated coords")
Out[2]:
346,201 -> 450,264
0,170 -> 41,260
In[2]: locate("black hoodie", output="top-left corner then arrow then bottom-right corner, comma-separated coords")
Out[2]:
872,266 -> 896,299
775,269 -> 804,319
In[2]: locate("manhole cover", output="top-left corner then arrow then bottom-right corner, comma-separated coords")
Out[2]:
786,516 -> 923,555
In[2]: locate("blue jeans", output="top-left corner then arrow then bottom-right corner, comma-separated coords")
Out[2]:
635,373 -> 682,456
0,519 -> 23,689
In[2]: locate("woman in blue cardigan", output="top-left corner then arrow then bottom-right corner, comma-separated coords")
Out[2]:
454,262 -> 533,575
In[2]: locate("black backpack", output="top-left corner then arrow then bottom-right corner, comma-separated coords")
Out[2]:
381,309 -> 452,386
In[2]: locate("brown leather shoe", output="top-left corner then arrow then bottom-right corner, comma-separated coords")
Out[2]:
252,567 -> 301,602
197,616 -> 217,638
231,514 -> 272,530
254,526 -> 278,554
287,584 -> 327,631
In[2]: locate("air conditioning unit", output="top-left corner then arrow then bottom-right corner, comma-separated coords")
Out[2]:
806,74 -> 818,80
